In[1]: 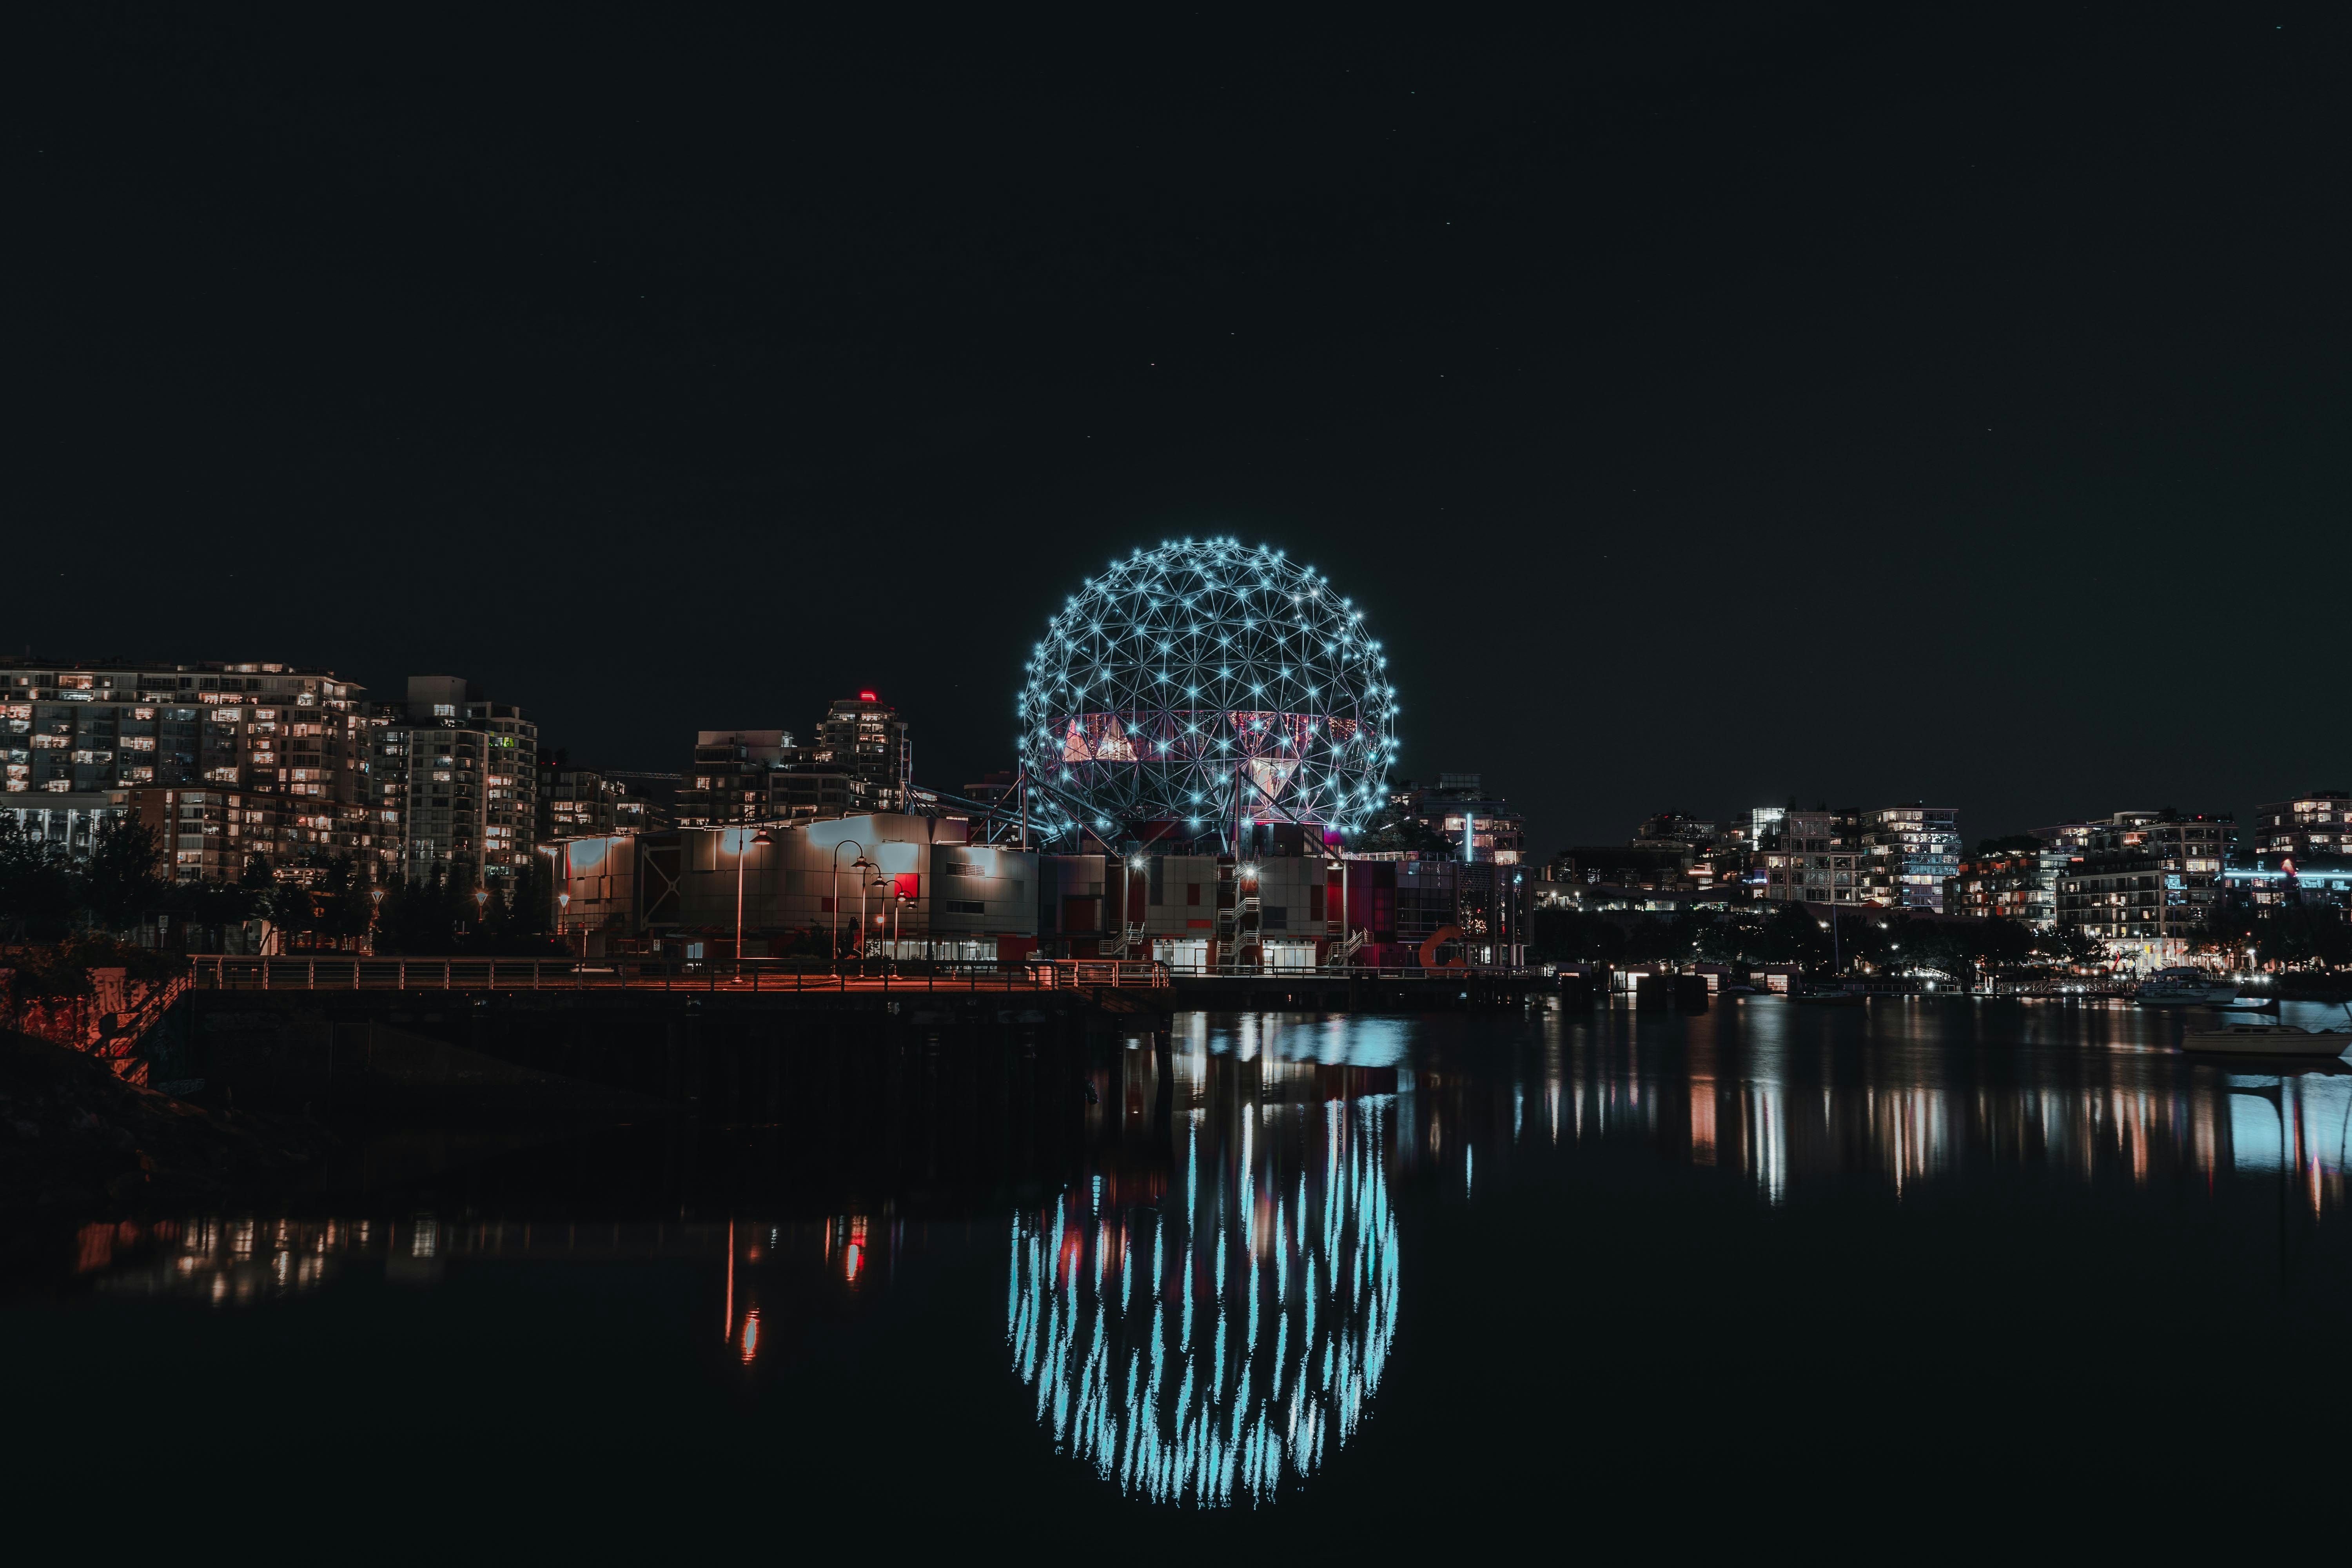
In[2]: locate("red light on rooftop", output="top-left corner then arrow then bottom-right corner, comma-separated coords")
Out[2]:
858,690 -> 878,702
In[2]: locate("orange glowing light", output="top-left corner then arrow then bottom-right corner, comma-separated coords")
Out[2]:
741,1310 -> 761,1364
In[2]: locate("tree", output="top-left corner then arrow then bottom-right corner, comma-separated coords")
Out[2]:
77,815 -> 165,932
375,868 -> 467,955
1755,900 -> 1829,967
153,868 -> 263,950
0,816 -> 76,941
312,855 -> 374,947
2034,924 -> 2105,966
1977,916 -> 2035,969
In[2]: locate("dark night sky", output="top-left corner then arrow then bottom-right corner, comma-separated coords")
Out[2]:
12,5 -> 2349,854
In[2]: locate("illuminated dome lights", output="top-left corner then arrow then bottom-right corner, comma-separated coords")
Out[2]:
1015,539 -> 1396,843
1008,1098 -> 1399,1507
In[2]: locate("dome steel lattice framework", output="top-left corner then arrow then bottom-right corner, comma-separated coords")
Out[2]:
1017,539 -> 1399,844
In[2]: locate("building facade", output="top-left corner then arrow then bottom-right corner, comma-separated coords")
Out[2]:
3,657 -> 369,799
538,762 -> 628,842
2252,791 -> 2352,858
2056,813 -> 2234,944
1385,775 -> 1526,865
1942,846 -> 2072,928
373,676 -> 540,889
679,692 -> 913,826
0,791 -> 127,860
2219,853 -> 2352,917
1752,804 -> 1959,910
1756,808 -> 1866,904
3,657 -> 388,880
1867,806 -> 1961,912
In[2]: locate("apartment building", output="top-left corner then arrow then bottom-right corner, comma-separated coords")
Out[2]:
1756,808 -> 1866,904
1750,804 -> 1960,909
1943,846 -> 2073,928
0,791 -> 127,860
679,691 -> 912,826
1385,774 -> 1527,865
2,657 -> 388,879
1868,806 -> 1962,913
537,759 -> 635,842
373,676 -> 539,888
2252,791 -> 2352,858
2056,812 -> 2234,943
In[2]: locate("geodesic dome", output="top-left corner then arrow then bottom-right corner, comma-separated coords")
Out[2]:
1016,539 -> 1399,844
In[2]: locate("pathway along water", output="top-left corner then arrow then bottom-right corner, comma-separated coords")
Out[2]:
9,997 -> 2351,1551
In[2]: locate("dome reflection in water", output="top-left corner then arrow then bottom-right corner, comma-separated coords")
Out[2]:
1009,1020 -> 1401,1506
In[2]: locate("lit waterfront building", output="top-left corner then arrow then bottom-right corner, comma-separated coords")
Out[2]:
1387,775 -> 1526,865
1867,805 -> 1961,913
2220,853 -> 2352,917
1751,804 -> 1959,910
2252,791 -> 2352,858
1,656 -> 385,880
374,676 -> 540,889
2056,811 -> 2234,953
1756,808 -> 1865,905
537,759 -> 640,842
1943,846 -> 2072,928
679,692 -> 912,826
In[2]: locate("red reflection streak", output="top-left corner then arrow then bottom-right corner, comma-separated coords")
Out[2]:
1689,1075 -> 1717,1167
75,1223 -> 113,1274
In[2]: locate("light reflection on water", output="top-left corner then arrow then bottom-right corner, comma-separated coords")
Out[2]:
1009,1058 -> 1399,1507
33,998 -> 2352,1518
1534,999 -> 2352,1212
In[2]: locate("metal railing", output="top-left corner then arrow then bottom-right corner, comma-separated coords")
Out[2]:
181,955 -> 1543,994
1162,963 -> 1540,981
184,955 -> 1058,995
1026,959 -> 1171,990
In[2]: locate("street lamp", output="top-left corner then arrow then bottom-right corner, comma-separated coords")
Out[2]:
369,886 -> 385,954
858,868 -> 887,973
557,890 -> 570,952
829,841 -> 871,971
735,824 -> 773,974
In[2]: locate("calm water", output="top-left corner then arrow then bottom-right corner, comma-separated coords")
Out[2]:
11,998 -> 2352,1549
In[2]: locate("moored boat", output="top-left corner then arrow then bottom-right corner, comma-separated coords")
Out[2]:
2136,967 -> 2241,1007
2180,1022 -> 2350,1058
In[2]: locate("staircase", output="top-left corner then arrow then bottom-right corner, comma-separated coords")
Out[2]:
1323,928 -> 1367,969
1097,921 -> 1149,960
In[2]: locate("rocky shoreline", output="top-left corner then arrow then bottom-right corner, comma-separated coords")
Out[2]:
0,1027 -> 337,1213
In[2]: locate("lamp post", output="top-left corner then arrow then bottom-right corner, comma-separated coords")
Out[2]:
474,886 -> 490,941
858,868 -> 886,974
557,891 -> 570,953
369,886 -> 385,955
735,825 -> 773,975
829,840 -> 871,971
891,893 -> 911,975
